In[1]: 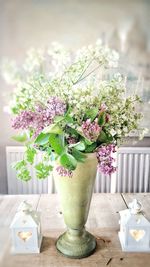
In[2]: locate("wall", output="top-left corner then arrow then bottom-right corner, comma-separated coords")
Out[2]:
0,0 -> 150,193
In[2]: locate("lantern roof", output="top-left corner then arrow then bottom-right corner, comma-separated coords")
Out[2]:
10,201 -> 40,228
119,199 -> 150,226
119,209 -> 150,226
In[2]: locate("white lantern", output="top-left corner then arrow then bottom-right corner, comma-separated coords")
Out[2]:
10,201 -> 42,254
118,199 -> 150,252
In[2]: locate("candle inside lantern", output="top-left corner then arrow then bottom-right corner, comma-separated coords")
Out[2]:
18,231 -> 33,242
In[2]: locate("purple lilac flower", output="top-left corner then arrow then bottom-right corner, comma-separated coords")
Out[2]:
12,110 -> 36,129
56,166 -> 73,178
12,97 -> 66,137
82,119 -> 101,142
96,144 -> 116,175
47,97 -> 66,117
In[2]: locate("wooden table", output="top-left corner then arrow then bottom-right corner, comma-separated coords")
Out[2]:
0,193 -> 150,267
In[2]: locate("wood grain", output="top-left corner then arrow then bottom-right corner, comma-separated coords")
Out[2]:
2,229 -> 150,267
86,193 -> 125,229
0,194 -> 150,267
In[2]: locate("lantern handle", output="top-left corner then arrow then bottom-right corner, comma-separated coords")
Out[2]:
17,201 -> 33,213
129,199 -> 142,214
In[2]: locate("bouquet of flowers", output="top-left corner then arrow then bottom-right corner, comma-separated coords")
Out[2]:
2,41 -> 145,181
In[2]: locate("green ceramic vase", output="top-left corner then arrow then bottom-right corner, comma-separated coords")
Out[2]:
53,153 -> 97,259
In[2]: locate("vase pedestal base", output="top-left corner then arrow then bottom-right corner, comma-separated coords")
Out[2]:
56,228 -> 97,259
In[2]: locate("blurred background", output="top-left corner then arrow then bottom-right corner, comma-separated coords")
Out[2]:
0,0 -> 150,194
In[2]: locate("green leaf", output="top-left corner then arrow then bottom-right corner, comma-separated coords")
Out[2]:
107,133 -> 113,142
98,130 -> 113,144
64,114 -> 74,123
66,126 -> 79,137
46,147 -> 52,155
69,141 -> 85,151
54,115 -> 64,123
25,146 -> 36,164
98,112 -> 106,126
12,160 -> 31,182
85,142 -> 97,153
12,132 -> 28,142
86,107 -> 99,121
49,133 -> 65,155
35,133 -> 50,145
35,162 -> 53,179
65,105 -> 72,116
11,107 -> 19,114
98,130 -> 108,143
17,169 -> 31,182
72,148 -> 87,163
12,160 -> 27,170
43,124 -> 63,134
83,137 -> 93,145
60,152 -> 77,170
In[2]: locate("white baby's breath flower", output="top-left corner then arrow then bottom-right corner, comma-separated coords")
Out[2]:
114,72 -> 123,82
48,42 -> 70,68
110,129 -> 116,136
1,59 -> 20,84
117,129 -> 122,135
1,41 -> 144,144
121,114 -> 126,120
23,48 -> 45,72
123,127 -> 128,133
139,128 -> 149,140
107,49 -> 119,68
96,39 -> 102,46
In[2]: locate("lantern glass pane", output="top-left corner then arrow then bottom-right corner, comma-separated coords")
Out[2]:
17,231 -> 33,242
127,226 -> 149,248
129,229 -> 145,242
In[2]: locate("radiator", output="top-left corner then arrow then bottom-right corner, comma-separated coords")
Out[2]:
116,147 -> 150,193
6,146 -> 150,194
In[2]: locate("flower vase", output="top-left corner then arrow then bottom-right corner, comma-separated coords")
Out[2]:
53,153 -> 97,259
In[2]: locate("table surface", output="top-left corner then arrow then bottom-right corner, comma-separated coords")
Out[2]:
0,193 -> 150,267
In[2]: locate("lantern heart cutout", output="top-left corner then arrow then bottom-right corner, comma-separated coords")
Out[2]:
18,231 -> 32,242
129,229 -> 145,242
